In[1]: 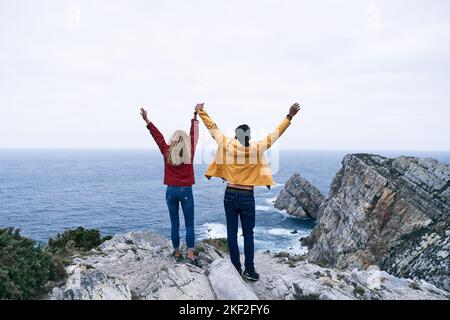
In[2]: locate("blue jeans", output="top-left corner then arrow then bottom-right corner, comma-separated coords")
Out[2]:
224,188 -> 256,272
165,186 -> 195,250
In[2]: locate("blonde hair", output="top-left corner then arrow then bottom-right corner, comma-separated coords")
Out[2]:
167,130 -> 191,166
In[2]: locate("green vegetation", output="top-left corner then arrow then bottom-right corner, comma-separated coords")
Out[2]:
292,283 -> 321,300
0,227 -> 111,300
353,285 -> 366,297
409,282 -> 421,291
274,252 -> 304,267
0,228 -> 65,300
298,293 -> 322,300
47,227 -> 111,264
203,238 -> 229,253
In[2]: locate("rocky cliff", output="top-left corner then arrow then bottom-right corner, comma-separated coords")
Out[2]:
305,154 -> 450,291
274,174 -> 325,219
49,231 -> 448,300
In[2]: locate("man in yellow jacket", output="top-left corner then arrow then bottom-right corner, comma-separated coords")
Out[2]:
195,103 -> 301,281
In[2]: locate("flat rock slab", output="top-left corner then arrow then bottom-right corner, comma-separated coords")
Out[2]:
208,259 -> 259,300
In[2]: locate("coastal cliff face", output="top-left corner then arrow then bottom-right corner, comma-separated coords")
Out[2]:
274,174 -> 325,219
305,154 -> 450,291
49,231 -> 448,300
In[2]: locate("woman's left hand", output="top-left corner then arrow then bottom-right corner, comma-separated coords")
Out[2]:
140,108 -> 150,124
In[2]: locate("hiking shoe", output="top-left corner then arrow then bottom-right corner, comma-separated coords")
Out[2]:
243,269 -> 260,282
172,250 -> 184,263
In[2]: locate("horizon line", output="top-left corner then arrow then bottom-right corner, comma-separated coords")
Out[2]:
1,147 -> 450,153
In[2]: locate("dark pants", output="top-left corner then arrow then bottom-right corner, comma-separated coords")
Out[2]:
165,186 -> 195,250
224,188 -> 256,272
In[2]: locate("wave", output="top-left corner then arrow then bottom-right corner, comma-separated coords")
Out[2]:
259,228 -> 309,254
198,223 -> 310,255
198,223 -> 228,239
256,199 -> 285,214
265,197 -> 277,205
256,205 -> 273,212
267,228 -> 302,236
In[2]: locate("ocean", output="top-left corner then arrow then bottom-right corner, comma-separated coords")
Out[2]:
1,150 -> 449,254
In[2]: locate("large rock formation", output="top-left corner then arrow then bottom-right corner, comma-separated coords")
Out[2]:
274,173 -> 325,219
50,230 -> 448,300
50,231 -> 253,300
305,154 -> 450,291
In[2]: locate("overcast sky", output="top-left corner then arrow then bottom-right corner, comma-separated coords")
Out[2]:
0,0 -> 449,151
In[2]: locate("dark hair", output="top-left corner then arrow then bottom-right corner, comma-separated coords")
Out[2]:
235,124 -> 251,147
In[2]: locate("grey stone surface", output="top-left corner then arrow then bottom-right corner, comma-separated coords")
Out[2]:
50,231 -> 216,300
248,252 -> 448,300
305,154 -> 450,291
274,173 -> 325,219
209,259 -> 259,300
49,229 -> 448,300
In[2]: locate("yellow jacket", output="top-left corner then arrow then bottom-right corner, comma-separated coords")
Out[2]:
198,110 -> 291,187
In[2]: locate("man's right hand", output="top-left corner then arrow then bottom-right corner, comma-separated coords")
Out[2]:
289,103 -> 301,118
195,103 -> 204,113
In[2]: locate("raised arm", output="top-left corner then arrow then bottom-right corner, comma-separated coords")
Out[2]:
190,111 -> 199,158
140,108 -> 168,155
257,103 -> 301,151
195,103 -> 225,144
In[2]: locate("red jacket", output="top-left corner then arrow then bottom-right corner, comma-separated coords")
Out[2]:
147,119 -> 199,186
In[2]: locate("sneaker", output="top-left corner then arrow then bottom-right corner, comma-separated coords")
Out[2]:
236,268 -> 243,276
172,250 -> 184,263
242,269 -> 260,282
185,250 -> 199,266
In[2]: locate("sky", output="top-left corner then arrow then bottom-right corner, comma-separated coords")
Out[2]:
0,0 -> 449,151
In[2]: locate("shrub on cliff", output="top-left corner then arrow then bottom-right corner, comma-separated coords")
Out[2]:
0,228 -> 65,300
47,227 -> 112,264
203,238 -> 229,253
0,227 -> 112,299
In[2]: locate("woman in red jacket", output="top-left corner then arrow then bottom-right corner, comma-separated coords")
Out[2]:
140,106 -> 200,264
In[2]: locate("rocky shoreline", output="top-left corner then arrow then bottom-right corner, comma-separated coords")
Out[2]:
49,231 -> 448,300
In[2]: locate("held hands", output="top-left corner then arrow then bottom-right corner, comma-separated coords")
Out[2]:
195,103 -> 204,113
140,108 -> 150,125
289,103 -> 301,118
